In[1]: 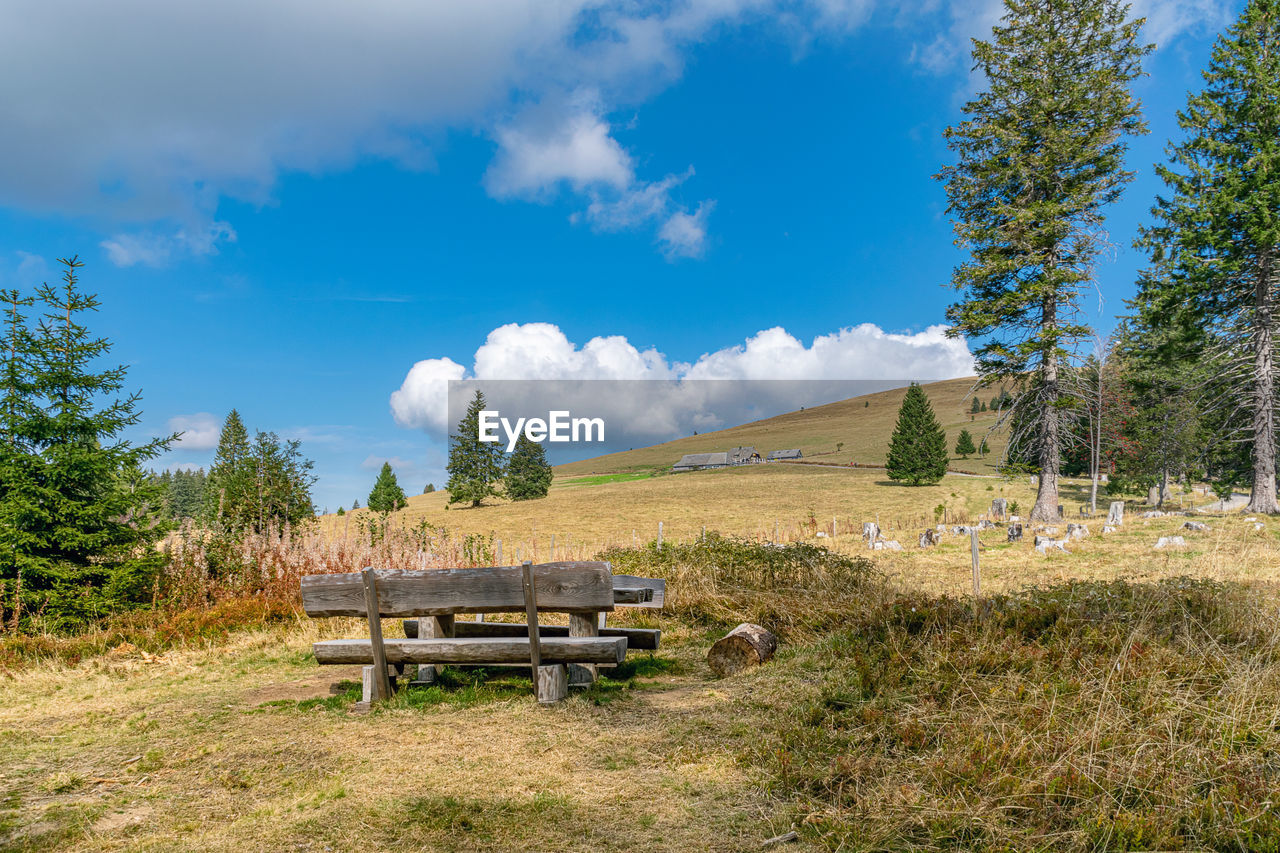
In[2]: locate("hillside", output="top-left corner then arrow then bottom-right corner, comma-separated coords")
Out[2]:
555,376 -> 1007,478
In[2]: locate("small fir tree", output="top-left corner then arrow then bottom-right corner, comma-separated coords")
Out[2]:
505,434 -> 553,501
446,390 -> 506,506
886,385 -> 949,486
368,461 -> 408,513
955,429 -> 977,458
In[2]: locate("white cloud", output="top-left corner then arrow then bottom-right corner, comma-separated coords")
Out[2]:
361,454 -> 420,474
0,1 -> 872,263
167,412 -> 222,450
389,320 -> 974,435
658,201 -> 714,259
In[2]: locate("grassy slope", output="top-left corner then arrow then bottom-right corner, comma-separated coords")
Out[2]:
554,376 -> 1007,477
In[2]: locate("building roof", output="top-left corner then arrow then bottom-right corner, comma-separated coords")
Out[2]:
767,448 -> 802,460
673,452 -> 729,470
727,446 -> 757,463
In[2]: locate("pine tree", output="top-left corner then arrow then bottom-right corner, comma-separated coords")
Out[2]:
505,434 -> 553,501
886,385 -> 949,485
970,397 -> 982,414
1132,0 -> 1280,513
368,461 -> 408,513
7,257 -> 173,619
205,410 -> 253,529
955,429 -> 977,458
446,390 -> 505,507
423,483 -> 435,494
938,0 -> 1150,520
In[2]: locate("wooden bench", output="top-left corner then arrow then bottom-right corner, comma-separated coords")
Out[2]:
302,560 -> 630,705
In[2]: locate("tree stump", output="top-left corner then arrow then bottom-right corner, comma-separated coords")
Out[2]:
919,528 -> 940,548
708,623 -> 778,678
1007,523 -> 1023,543
1108,501 -> 1125,525
990,498 -> 1007,519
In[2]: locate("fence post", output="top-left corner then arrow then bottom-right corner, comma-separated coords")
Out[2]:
657,522 -> 663,551
970,528 -> 981,617
550,534 -> 556,561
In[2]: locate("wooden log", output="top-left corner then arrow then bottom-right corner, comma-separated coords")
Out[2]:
536,664 -> 568,704
361,568 -> 392,701
567,612 -> 598,686
301,561 -> 615,618
313,636 -> 628,665
404,619 -> 659,650
707,623 -> 777,677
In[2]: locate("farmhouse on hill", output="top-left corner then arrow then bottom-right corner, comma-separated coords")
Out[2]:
728,446 -> 762,464
767,448 -> 802,461
673,451 -> 730,472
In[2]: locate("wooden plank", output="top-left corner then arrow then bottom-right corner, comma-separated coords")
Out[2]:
301,561 -> 615,618
312,637 -> 628,665
613,587 -> 654,604
361,568 -> 392,701
404,619 -> 660,651
536,664 -> 568,704
567,612 -> 598,686
612,574 -> 665,609
522,561 -> 541,682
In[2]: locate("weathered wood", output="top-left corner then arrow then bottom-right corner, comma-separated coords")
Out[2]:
313,636 -> 628,665
536,664 -> 568,704
301,561 -> 615,617
707,623 -> 778,677
403,619 -> 660,650
612,574 -> 665,608
1108,501 -> 1125,525
361,568 -> 392,701
521,561 -> 541,677
359,665 -> 375,709
567,612 -> 598,686
969,529 -> 980,598
612,586 -> 655,604
1007,523 -> 1023,543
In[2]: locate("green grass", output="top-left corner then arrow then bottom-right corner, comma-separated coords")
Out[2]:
559,472 -> 657,486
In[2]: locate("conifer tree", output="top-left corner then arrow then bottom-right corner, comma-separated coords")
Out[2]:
423,483 -> 435,494
505,433 -> 553,501
970,397 -> 981,414
955,429 -> 977,458
886,385 -> 948,486
368,461 -> 408,513
446,390 -> 505,506
205,410 -> 253,529
938,0 -> 1150,520
1132,0 -> 1280,513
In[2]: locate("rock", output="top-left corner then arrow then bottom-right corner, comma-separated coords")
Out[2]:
1009,515 -> 1021,523
1107,501 -> 1125,525
708,623 -> 778,677
1182,521 -> 1209,532
872,539 -> 902,551
919,529 -> 940,548
1153,536 -> 1186,550
977,519 -> 996,530
1256,523 -> 1265,531
1141,511 -> 1166,519
1066,524 -> 1089,539
862,522 -> 880,546
950,525 -> 971,536
1007,523 -> 1023,543
990,498 -> 1007,518
1246,517 -> 1258,522
815,531 -> 828,538
1035,537 -> 1068,554
1102,525 -> 1116,534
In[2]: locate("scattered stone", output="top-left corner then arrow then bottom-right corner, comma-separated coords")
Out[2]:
1256,523 -> 1265,531
815,531 -> 828,538
1102,525 -> 1116,534
1066,524 -> 1089,540
1108,501 -> 1125,525
1153,536 -> 1186,550
1035,536 -> 1068,554
919,529 -> 940,548
1246,517 -> 1258,522
1141,511 -> 1166,519
977,519 -> 996,530
950,525 -> 972,536
1007,523 -> 1023,543
1182,521 -> 1209,532
872,539 -> 902,551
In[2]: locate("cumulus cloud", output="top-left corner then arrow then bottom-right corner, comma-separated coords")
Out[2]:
168,412 -> 222,450
390,320 -> 974,443
0,0 -> 873,264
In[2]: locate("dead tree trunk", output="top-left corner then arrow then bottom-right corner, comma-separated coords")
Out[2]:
1249,249 -> 1279,514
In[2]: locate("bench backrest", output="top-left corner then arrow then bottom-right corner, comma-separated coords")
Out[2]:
301,560 -> 615,618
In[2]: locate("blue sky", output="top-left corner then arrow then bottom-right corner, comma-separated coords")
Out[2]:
0,0 -> 1242,511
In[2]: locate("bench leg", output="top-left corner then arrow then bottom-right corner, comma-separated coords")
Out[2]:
536,664 -> 568,704
568,613 -> 598,687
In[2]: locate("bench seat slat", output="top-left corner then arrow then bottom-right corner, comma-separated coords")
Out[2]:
405,619 -> 660,650
301,561 -> 614,618
613,574 -> 665,608
313,636 -> 628,666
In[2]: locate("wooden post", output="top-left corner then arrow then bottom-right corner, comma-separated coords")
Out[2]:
521,561 -> 541,679
773,520 -> 779,543
657,522 -> 663,551
568,612 -> 599,686
360,567 -> 392,702
832,516 -> 838,538
550,534 -> 556,561
701,525 -> 706,543
970,529 -> 981,616
496,539 -> 503,565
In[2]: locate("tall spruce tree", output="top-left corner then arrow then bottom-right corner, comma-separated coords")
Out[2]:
368,461 -> 408,513
886,385 -> 949,486
205,410 -> 253,529
938,0 -> 1150,521
446,390 -> 505,507
1132,0 -> 1280,513
505,433 -> 553,501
